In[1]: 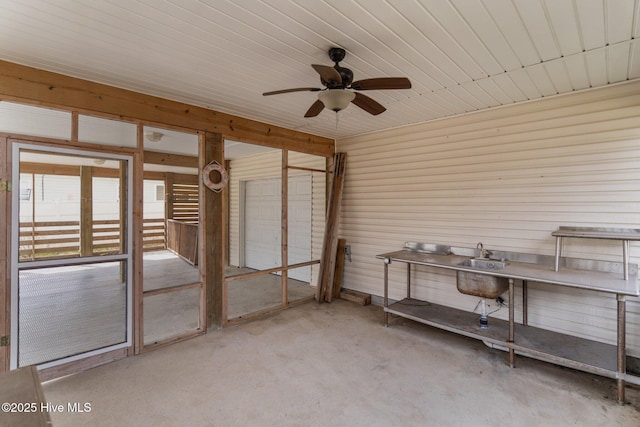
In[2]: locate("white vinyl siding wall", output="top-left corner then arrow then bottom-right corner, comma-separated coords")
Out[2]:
337,80 -> 640,357
228,150 -> 326,285
289,152 -> 327,285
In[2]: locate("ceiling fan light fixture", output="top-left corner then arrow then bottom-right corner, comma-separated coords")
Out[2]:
318,89 -> 355,112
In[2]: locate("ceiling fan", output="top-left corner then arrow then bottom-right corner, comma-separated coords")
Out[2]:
263,47 -> 411,117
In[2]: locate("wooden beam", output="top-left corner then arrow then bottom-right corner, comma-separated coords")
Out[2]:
142,170 -> 166,181
225,260 -> 319,282
141,170 -> 197,183
172,173 -> 198,185
20,162 -> 79,176
38,348 -> 127,382
339,289 -> 371,306
143,151 -> 198,168
332,238 -> 347,299
19,161 -> 115,178
19,162 -> 193,181
200,131 -> 224,327
0,60 -> 334,157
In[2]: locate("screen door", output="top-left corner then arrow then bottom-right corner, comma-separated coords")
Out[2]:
11,143 -> 133,369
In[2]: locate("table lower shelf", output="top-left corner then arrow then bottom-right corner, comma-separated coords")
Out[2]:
386,298 -> 638,384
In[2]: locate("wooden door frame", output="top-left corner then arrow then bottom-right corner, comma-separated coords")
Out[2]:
0,136 -> 11,372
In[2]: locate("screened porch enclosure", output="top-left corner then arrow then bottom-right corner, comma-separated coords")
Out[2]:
17,148 -> 204,353
3,100 -> 329,371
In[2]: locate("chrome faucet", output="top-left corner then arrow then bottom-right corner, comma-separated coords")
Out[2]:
477,242 -> 490,259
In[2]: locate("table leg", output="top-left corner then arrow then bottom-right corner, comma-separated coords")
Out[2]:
407,263 -> 411,299
622,240 -> 629,280
554,236 -> 561,271
509,278 -> 515,368
384,258 -> 390,327
522,280 -> 528,326
617,294 -> 626,404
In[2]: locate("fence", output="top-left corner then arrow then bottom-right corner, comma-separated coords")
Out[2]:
19,218 -> 166,261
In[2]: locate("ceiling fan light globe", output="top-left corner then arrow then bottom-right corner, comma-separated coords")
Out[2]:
318,89 -> 355,112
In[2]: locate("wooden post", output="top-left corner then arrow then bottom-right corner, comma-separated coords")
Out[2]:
29,173 -> 35,260
118,161 -> 127,283
200,131 -> 224,328
281,150 -> 288,305
71,111 -> 79,142
165,172 -> 175,221
164,172 -> 174,252
79,165 -> 93,257
132,131 -> 144,355
0,137 -> 10,372
224,160 -> 231,268
316,153 -> 347,303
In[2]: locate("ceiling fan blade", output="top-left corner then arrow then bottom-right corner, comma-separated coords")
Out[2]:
351,92 -> 386,115
350,77 -> 411,91
311,64 -> 342,84
263,87 -> 321,96
304,99 -> 325,117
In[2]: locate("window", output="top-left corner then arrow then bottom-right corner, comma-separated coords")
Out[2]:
155,184 -> 165,202
19,188 -> 31,201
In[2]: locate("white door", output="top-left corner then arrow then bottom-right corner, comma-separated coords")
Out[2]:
243,175 -> 311,282
287,175 -> 312,282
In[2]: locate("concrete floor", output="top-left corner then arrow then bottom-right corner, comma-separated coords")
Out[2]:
43,300 -> 639,427
16,250 -> 317,362
226,267 -> 316,319
143,252 -> 315,344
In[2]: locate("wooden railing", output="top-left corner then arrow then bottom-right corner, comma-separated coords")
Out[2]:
167,219 -> 198,265
19,218 -> 166,261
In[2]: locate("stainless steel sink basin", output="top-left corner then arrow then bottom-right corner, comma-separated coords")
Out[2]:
456,258 -> 508,298
458,258 -> 506,270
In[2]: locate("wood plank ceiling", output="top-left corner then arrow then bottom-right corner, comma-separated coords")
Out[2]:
0,0 -> 638,140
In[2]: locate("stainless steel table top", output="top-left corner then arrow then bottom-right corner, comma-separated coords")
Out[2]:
377,249 -> 640,296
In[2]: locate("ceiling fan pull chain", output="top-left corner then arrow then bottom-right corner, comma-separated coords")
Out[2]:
335,111 -> 339,131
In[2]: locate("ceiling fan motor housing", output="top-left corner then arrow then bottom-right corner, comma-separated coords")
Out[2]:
328,47 -> 346,62
321,66 -> 353,88
321,48 -> 354,88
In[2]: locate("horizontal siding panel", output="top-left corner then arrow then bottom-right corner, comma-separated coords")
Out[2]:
337,80 -> 640,357
345,86 -> 640,146
343,115 -> 640,158
289,151 -> 326,284
228,150 -> 326,287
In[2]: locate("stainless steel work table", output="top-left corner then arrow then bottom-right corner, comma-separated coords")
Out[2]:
377,245 -> 640,405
